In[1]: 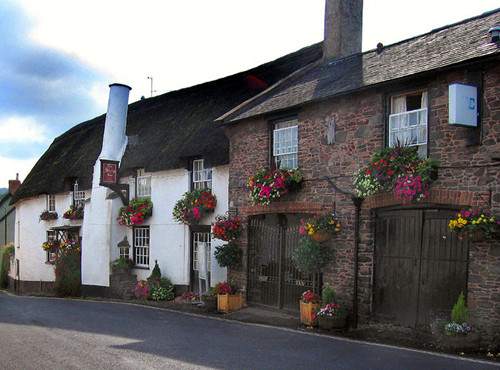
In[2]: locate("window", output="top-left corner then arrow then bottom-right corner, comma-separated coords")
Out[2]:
136,169 -> 151,198
273,119 -> 298,169
388,91 -> 428,157
133,227 -> 149,268
46,230 -> 57,263
193,232 -> 211,273
46,194 -> 56,213
192,159 -> 212,190
73,181 -> 85,209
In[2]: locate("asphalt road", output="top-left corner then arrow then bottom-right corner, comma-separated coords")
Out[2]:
0,291 -> 497,370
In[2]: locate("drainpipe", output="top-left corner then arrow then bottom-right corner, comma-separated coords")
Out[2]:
352,196 -> 364,329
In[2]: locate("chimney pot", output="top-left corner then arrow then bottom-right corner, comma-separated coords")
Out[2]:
8,173 -> 21,195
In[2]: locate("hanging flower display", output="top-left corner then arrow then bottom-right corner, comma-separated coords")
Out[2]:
39,210 -> 58,221
117,198 -> 153,228
354,146 -> 438,204
299,211 -> 340,241
247,168 -> 303,205
63,205 -> 84,220
172,189 -> 216,225
42,239 -> 81,263
448,207 -> 500,241
212,214 -> 242,241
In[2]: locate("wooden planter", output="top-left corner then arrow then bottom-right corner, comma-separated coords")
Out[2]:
312,232 -> 332,243
318,312 -> 347,330
217,293 -> 242,314
300,301 -> 321,326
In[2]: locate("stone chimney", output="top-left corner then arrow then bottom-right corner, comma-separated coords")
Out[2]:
323,0 -> 363,62
8,173 -> 21,194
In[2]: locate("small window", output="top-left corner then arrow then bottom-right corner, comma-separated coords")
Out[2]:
73,181 -> 85,209
46,230 -> 57,263
193,232 -> 211,273
46,194 -> 56,213
192,159 -> 212,190
388,91 -> 428,157
137,169 -> 151,198
133,227 -> 150,268
273,119 -> 298,169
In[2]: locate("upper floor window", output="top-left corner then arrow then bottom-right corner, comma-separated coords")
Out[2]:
73,181 -> 85,209
46,194 -> 56,212
388,91 -> 428,157
192,159 -> 212,190
136,169 -> 151,198
273,118 -> 298,169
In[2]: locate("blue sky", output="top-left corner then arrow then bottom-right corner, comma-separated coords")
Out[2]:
1,0 -> 499,187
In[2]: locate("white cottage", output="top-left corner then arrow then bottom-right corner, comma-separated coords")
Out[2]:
9,43 -> 322,296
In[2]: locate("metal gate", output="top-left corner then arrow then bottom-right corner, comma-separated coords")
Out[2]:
374,208 -> 469,329
248,215 -> 320,311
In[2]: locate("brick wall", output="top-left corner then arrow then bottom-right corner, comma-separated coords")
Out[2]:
224,62 -> 500,345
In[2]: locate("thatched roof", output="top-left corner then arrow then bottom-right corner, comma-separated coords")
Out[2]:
219,9 -> 500,123
12,43 -> 322,203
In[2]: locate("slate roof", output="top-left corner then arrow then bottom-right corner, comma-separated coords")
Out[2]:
219,9 -> 500,123
12,43 -> 322,203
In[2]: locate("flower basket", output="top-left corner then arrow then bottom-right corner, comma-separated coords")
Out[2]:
247,168 -> 303,205
448,207 -> 500,241
117,198 -> 153,228
39,211 -> 58,221
212,214 -> 242,241
63,205 -> 84,220
217,293 -> 242,314
299,212 -> 340,242
318,312 -> 347,330
172,189 -> 216,225
300,301 -> 321,326
312,232 -> 332,243
468,230 -> 486,242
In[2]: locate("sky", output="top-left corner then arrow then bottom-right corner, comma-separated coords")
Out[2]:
1,0 -> 499,188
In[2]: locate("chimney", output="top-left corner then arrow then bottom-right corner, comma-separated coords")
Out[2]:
99,83 -> 132,161
323,0 -> 363,62
8,173 -> 21,195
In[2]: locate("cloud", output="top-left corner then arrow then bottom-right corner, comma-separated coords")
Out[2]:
0,116 -> 47,143
0,156 -> 37,188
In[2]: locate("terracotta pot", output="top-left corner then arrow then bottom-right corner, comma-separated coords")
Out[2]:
300,301 -> 321,326
312,232 -> 332,243
318,312 -> 347,330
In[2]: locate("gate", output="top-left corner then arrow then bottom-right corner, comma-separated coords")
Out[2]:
374,208 -> 469,329
247,215 -> 320,311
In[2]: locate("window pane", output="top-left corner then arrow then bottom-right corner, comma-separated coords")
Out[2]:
192,159 -> 212,189
273,120 -> 298,169
134,227 -> 150,267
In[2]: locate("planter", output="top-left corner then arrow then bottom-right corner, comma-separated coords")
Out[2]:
217,293 -> 242,314
437,332 -> 481,351
468,230 -> 485,242
201,294 -> 217,313
312,232 -> 332,243
318,312 -> 347,330
111,265 -> 132,275
300,301 -> 321,326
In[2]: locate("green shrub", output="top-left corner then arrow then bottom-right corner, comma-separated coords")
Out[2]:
322,283 -> 338,306
148,260 -> 162,283
0,243 -> 14,288
150,277 -> 175,301
54,249 -> 81,297
292,237 -> 332,273
451,292 -> 469,323
214,243 -> 243,269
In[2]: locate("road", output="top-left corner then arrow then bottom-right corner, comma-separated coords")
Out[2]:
0,291 -> 497,370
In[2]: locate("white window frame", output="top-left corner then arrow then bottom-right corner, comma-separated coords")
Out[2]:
193,232 -> 211,273
46,194 -> 56,213
72,181 -> 85,209
273,119 -> 298,169
388,91 -> 428,157
136,169 -> 152,198
46,230 -> 57,263
133,227 -> 150,268
192,159 -> 212,190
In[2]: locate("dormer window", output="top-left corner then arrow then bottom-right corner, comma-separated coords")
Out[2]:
136,169 -> 151,198
388,90 -> 428,157
273,118 -> 298,169
192,159 -> 212,190
72,181 -> 85,209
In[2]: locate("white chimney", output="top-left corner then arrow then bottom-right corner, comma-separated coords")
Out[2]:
99,83 -> 131,161
323,0 -> 363,61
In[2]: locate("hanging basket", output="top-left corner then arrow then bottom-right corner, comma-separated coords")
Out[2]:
468,230 -> 486,242
312,232 -> 332,243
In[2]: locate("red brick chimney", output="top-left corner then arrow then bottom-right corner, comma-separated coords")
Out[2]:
323,0 -> 363,61
9,173 -> 21,195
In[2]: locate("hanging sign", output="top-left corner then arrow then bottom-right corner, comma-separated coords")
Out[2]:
100,159 -> 119,184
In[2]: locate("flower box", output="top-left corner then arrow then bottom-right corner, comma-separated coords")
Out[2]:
437,332 -> 481,351
318,312 -> 347,330
217,293 -> 242,314
300,301 -> 321,326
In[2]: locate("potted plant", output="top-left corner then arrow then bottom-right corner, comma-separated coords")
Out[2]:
216,281 -> 242,314
314,284 -> 347,330
201,285 -> 218,312
63,205 -> 84,220
39,210 -> 58,221
247,168 -> 303,205
448,207 -> 500,241
299,211 -> 341,242
300,290 -> 322,326
117,198 -> 153,228
172,189 -> 216,225
354,145 -> 438,204
432,292 -> 480,351
110,257 -> 134,274
214,243 -> 243,269
212,214 -> 242,241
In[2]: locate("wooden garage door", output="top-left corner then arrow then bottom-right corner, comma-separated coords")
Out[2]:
374,208 -> 469,329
